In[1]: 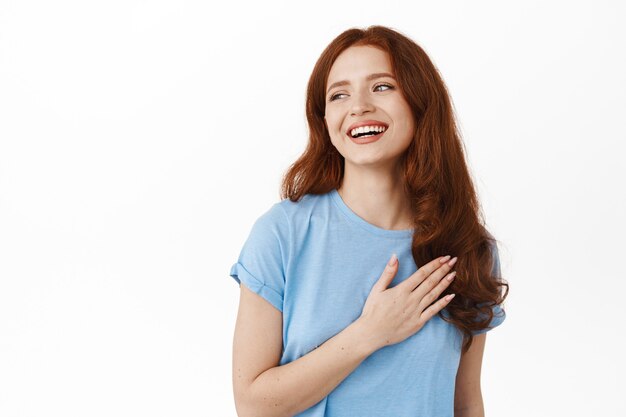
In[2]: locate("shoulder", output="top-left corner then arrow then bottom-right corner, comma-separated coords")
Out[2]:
248,192 -> 324,242
241,191 -> 333,258
256,200 -> 289,228
278,192 -> 325,217
245,201 -> 291,251
275,192 -> 330,230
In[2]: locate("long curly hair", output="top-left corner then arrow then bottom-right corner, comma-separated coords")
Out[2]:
279,25 -> 509,353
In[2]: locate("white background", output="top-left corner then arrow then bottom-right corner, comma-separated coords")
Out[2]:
1,0 -> 624,416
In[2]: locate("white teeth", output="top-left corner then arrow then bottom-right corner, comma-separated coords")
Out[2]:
350,125 -> 386,138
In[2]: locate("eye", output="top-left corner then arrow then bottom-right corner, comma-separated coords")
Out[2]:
328,83 -> 395,102
329,92 -> 347,102
374,83 -> 394,92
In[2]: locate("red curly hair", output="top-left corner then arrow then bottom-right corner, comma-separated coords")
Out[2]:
279,25 -> 509,353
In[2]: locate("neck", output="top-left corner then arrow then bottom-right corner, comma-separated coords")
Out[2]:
338,163 -> 413,231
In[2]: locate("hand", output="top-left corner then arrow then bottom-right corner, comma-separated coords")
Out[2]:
358,254 -> 458,350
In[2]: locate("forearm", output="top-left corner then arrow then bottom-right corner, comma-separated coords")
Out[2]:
244,318 -> 378,417
455,403 -> 485,417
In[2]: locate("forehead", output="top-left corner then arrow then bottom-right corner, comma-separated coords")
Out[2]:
327,45 -> 393,83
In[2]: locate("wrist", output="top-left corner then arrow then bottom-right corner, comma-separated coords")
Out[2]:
349,317 -> 382,357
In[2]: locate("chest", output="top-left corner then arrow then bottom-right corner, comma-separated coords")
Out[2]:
280,240 -> 463,364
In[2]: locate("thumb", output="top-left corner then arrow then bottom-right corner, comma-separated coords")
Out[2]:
373,253 -> 398,292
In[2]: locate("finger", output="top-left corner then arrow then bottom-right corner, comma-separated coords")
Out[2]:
410,257 -> 456,301
372,253 -> 399,293
412,270 -> 456,311
396,256 -> 448,292
402,257 -> 457,292
418,293 -> 456,323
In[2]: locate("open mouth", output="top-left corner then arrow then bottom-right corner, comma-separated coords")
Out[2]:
347,125 -> 387,139
347,128 -> 386,144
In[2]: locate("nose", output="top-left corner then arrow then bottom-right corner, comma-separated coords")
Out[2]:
350,92 -> 375,116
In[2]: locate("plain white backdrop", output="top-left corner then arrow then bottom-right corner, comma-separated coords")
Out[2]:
1,0 -> 624,415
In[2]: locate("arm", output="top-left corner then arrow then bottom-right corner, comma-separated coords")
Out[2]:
233,284 -> 378,417
249,317 -> 373,417
454,333 -> 486,417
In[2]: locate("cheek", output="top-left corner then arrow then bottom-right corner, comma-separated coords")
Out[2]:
404,114 -> 416,136
327,125 -> 345,149
325,116 -> 342,135
395,103 -> 415,133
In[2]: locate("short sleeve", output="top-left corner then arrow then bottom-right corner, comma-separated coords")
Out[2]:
472,241 -> 506,335
229,203 -> 289,313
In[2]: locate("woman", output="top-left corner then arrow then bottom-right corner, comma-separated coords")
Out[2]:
229,25 -> 509,417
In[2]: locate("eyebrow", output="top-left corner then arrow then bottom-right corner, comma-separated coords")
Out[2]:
326,72 -> 396,95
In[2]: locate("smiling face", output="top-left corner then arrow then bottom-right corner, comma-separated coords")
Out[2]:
324,45 -> 416,171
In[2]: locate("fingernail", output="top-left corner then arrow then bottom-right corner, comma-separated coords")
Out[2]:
388,253 -> 397,266
446,294 -> 456,301
448,257 -> 458,267
440,255 -> 451,263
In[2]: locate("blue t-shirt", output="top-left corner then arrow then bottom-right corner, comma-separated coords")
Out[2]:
229,188 -> 505,416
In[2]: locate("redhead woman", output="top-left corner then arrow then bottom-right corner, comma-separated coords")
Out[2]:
229,25 -> 508,417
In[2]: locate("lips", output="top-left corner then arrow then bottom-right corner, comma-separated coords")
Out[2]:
349,130 -> 385,145
345,119 -> 389,137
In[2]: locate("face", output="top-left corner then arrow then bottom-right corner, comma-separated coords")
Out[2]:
324,45 -> 416,170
